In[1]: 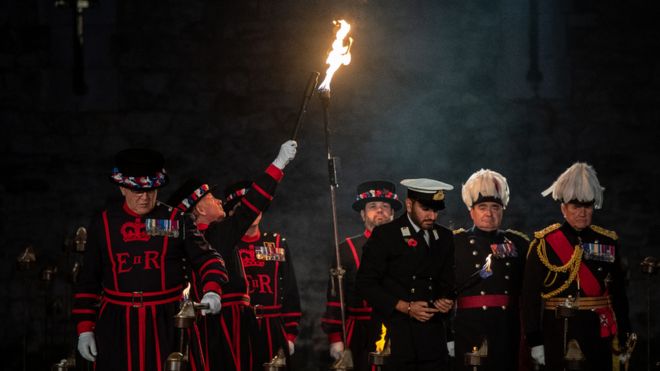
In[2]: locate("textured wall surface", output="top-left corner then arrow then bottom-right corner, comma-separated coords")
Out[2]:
1,0 -> 658,369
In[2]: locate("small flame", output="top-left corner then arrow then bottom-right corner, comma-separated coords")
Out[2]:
318,19 -> 353,92
479,254 -> 493,279
375,323 -> 387,352
182,282 -> 191,301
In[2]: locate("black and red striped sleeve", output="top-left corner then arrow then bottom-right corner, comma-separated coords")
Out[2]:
72,214 -> 104,335
279,237 -> 302,342
205,163 -> 284,253
321,245 -> 344,344
182,213 -> 228,295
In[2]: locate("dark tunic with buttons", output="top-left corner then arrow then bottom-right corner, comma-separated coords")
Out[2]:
356,214 -> 455,370
321,230 -> 382,371
452,226 -> 529,371
72,201 -> 228,371
239,231 -> 301,367
522,222 -> 630,371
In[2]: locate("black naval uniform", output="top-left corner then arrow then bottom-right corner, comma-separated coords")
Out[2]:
72,201 -> 228,371
356,214 -> 455,371
239,231 -> 302,367
522,222 -> 631,371
452,227 -> 529,371
321,229 -> 382,371
192,164 -> 285,371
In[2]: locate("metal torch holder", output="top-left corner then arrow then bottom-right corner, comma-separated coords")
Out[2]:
165,299 -> 209,371
464,339 -> 488,371
319,89 -> 354,371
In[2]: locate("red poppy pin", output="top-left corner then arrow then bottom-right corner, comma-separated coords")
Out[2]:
407,238 -> 418,248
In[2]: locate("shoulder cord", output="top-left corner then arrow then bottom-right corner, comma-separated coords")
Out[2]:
537,238 -> 583,299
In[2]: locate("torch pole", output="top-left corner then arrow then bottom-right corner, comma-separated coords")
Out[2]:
319,88 -> 349,348
291,72 -> 320,141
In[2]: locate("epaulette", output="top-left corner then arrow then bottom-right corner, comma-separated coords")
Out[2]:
534,223 -> 561,239
505,229 -> 530,242
453,228 -> 466,235
589,225 -> 618,240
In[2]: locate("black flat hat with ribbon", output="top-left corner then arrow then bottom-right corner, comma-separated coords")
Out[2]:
166,178 -> 217,212
109,148 -> 169,190
223,180 -> 253,211
352,180 -> 402,212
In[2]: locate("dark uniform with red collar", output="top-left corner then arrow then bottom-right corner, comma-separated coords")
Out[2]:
238,231 -> 301,366
452,227 -> 529,370
522,222 -> 630,371
321,230 -> 381,371
72,201 -> 228,371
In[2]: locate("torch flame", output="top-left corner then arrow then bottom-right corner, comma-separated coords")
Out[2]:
318,19 -> 353,92
479,254 -> 493,279
375,323 -> 387,352
182,282 -> 191,301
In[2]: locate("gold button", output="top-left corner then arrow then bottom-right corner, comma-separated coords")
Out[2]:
411,288 -> 415,293
469,239 -> 476,244
480,291 -> 485,295
482,306 -> 487,310
502,305 -> 507,310
504,275 -> 510,280
472,251 -> 478,256
474,263 -> 480,269
505,262 -> 510,266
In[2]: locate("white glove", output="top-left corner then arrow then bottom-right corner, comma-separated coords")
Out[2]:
77,331 -> 97,362
272,140 -> 297,170
531,345 -> 546,365
288,340 -> 295,355
200,292 -> 221,315
329,341 -> 344,360
447,341 -> 455,357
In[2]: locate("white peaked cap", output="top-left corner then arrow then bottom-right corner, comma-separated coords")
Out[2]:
461,169 -> 510,209
541,162 -> 604,209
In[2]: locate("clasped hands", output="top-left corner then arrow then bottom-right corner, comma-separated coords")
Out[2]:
397,299 -> 454,322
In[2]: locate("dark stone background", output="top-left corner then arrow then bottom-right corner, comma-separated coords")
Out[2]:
1,0 -> 658,369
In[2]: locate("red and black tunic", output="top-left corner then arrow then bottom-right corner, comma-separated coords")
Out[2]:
321,230 -> 381,371
193,164 -> 284,371
522,222 -> 631,371
239,231 -> 302,367
72,201 -> 228,371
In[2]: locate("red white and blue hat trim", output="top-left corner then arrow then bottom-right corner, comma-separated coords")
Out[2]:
178,184 -> 211,212
111,168 -> 168,190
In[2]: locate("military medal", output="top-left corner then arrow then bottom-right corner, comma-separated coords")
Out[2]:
489,239 -> 518,258
145,218 -> 180,238
255,242 -> 286,261
582,242 -> 615,263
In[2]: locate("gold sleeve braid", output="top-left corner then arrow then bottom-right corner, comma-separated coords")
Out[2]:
536,237 -> 583,299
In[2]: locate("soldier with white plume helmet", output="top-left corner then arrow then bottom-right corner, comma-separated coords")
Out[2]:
450,169 -> 529,370
522,162 -> 631,371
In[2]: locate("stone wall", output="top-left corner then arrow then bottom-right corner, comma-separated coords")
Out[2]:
1,0 -> 658,369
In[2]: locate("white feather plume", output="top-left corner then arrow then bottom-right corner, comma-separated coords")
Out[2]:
541,162 -> 604,209
461,169 -> 510,209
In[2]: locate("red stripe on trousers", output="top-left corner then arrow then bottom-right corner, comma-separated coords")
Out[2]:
151,306 -> 162,371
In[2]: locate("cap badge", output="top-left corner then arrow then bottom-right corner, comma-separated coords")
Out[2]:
433,191 -> 445,201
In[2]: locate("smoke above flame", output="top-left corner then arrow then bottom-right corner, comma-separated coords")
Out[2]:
318,19 -> 353,92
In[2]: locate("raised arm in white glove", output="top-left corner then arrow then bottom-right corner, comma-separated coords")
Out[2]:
200,292 -> 222,315
288,340 -> 295,355
78,331 -> 97,362
329,341 -> 344,360
272,140 -> 297,170
447,341 -> 455,357
531,345 -> 546,365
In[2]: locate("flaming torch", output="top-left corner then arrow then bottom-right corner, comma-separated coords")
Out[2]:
318,19 -> 354,371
